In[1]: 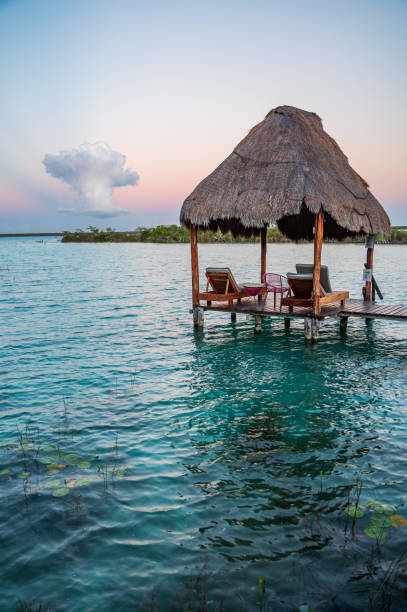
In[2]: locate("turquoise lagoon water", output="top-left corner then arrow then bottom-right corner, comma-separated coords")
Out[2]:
0,238 -> 407,611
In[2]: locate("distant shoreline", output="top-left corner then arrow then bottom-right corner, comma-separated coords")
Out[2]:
2,225 -> 407,244
0,233 -> 63,238
61,224 -> 407,245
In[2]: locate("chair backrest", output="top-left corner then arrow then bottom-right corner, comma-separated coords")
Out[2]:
262,273 -> 288,290
295,263 -> 332,294
206,267 -> 239,294
286,273 -> 313,298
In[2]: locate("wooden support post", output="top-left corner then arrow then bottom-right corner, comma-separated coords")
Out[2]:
254,315 -> 262,334
260,226 -> 267,282
364,235 -> 374,301
231,312 -> 236,322
193,306 -> 204,330
312,210 -> 324,315
339,316 -> 348,331
304,318 -> 321,342
190,225 -> 199,308
284,318 -> 291,329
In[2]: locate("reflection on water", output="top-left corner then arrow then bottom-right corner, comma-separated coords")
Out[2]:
0,239 -> 406,611
182,323 -> 407,607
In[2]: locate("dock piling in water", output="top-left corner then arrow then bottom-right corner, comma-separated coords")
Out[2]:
304,318 -> 321,342
339,316 -> 348,331
193,306 -> 204,330
254,315 -> 262,334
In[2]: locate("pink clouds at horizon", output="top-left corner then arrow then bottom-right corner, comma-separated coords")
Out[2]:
1,154 -> 405,218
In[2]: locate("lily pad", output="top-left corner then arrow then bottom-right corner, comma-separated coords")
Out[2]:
344,504 -> 364,518
370,514 -> 392,527
0,467 -> 11,475
366,500 -> 395,514
44,479 -> 63,488
18,472 -> 31,479
75,478 -> 93,487
64,453 -> 80,464
389,514 -> 407,528
364,525 -> 388,540
39,456 -> 54,464
18,444 -> 32,452
49,452 -> 65,462
43,445 -> 56,452
66,480 -> 78,488
52,487 -> 70,497
115,468 -> 125,478
46,469 -> 60,477
366,500 -> 381,509
78,461 -> 91,469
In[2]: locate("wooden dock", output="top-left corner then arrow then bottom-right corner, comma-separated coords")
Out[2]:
339,299 -> 407,321
197,295 -> 407,341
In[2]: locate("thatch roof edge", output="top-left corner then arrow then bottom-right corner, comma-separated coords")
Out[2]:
180,106 -> 391,239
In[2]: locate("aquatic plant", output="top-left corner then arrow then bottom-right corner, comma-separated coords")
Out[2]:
368,552 -> 407,611
75,478 -> 93,487
52,487 -> 70,497
258,575 -> 266,611
16,599 -> 51,611
370,514 -> 392,528
43,479 -> 63,489
344,504 -> 364,518
96,462 -> 126,489
364,525 -> 388,540
0,425 -> 116,504
389,514 -> 407,528
343,489 -> 407,544
366,500 -> 395,515
344,479 -> 364,538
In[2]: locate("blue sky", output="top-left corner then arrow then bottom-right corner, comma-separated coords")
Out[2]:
0,0 -> 406,231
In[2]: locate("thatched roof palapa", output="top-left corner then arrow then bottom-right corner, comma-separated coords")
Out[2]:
180,106 -> 390,240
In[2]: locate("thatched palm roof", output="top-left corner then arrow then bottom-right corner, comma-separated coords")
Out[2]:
180,106 -> 390,239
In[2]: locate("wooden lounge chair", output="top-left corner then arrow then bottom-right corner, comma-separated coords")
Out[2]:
282,272 -> 349,311
295,263 -> 332,294
199,267 -> 266,306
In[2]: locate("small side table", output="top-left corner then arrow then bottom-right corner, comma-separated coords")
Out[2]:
243,283 -> 266,301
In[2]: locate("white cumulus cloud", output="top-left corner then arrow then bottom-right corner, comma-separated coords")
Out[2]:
42,142 -> 139,217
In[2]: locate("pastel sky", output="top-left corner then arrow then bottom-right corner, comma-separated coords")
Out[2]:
0,0 -> 406,232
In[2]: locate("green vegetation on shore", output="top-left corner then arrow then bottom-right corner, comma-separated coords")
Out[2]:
61,225 -> 407,244
61,225 -> 285,243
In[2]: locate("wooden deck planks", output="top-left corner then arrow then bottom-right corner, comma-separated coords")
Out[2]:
340,299 -> 407,319
201,295 -> 407,322
201,294 -> 341,319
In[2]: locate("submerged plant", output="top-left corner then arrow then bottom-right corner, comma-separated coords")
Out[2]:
52,487 -> 70,497
366,501 -> 395,515
345,504 -> 364,518
16,599 -> 51,611
258,575 -> 266,611
368,551 -> 407,611
389,514 -> 407,528
344,479 -> 364,538
364,525 -> 388,540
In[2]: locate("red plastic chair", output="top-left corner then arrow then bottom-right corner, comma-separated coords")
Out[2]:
262,273 -> 290,311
